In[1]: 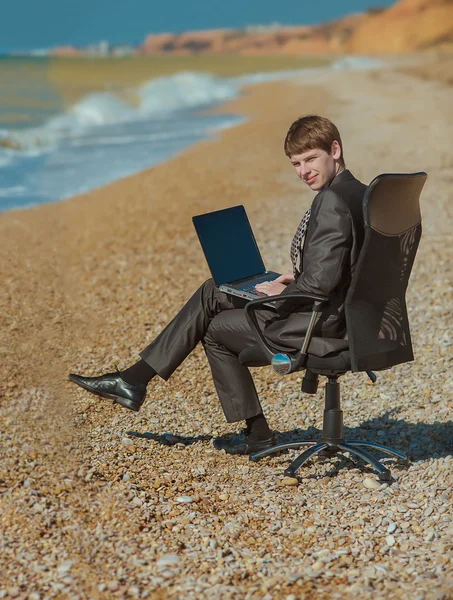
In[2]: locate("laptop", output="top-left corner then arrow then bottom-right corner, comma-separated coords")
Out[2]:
192,205 -> 280,304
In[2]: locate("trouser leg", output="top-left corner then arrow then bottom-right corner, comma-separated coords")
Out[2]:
138,278 -> 248,380
202,308 -> 276,423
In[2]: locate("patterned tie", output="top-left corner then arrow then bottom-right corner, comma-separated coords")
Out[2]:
290,208 -> 311,279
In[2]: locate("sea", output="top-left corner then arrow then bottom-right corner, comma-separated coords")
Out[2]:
0,56 -> 381,214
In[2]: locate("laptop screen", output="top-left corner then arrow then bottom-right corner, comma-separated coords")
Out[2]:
193,205 -> 266,286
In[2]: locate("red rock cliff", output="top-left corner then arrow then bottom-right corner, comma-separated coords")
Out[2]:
347,0 -> 453,53
138,0 -> 453,56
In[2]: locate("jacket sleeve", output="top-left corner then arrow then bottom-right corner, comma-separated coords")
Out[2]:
277,189 -> 353,311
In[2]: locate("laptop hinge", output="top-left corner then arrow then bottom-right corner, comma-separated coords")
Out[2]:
232,272 -> 267,285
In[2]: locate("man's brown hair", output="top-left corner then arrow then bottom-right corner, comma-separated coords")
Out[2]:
284,115 -> 345,167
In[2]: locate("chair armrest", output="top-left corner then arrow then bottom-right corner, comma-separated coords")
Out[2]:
244,293 -> 329,366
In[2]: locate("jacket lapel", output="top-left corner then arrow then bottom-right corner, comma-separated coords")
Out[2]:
299,170 -> 356,264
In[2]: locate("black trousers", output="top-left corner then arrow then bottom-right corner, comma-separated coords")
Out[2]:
139,278 -> 277,423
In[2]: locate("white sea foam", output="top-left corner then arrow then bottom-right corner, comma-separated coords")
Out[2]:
50,93 -> 136,128
331,56 -> 385,70
0,150 -> 14,167
0,185 -> 29,197
7,94 -> 136,150
138,72 -> 239,114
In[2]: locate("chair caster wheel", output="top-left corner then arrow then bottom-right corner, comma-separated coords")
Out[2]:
397,457 -> 409,466
249,454 -> 259,462
379,470 -> 392,482
284,468 -> 295,477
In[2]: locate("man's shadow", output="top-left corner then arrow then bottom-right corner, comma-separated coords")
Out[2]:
128,430 -> 212,447
127,409 -> 453,462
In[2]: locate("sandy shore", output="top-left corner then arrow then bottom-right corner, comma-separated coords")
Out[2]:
0,59 -> 452,599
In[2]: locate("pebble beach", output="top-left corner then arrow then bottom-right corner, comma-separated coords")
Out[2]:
0,57 -> 452,599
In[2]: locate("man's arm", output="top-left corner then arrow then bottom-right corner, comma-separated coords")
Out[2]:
278,189 -> 353,309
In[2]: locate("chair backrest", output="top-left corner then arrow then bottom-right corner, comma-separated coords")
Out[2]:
345,172 -> 427,372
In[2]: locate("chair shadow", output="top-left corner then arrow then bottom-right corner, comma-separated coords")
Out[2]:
275,409 -> 453,463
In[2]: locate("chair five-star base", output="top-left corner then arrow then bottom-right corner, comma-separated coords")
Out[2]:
249,375 -> 409,482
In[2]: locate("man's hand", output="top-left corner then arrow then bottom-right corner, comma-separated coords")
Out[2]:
255,273 -> 294,296
274,273 -> 295,285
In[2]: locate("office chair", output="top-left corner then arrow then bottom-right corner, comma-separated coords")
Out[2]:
238,172 -> 427,482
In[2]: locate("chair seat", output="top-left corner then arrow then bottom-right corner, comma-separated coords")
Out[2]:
238,344 -> 351,371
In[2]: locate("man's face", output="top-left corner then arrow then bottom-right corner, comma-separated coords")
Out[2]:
289,142 -> 341,191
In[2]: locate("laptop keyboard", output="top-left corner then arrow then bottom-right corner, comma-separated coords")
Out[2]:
241,282 -> 272,297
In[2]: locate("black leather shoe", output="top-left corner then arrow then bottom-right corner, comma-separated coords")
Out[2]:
68,368 -> 147,412
213,431 -> 276,455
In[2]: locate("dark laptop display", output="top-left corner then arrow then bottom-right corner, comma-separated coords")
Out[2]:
192,205 -> 266,286
193,205 -> 280,303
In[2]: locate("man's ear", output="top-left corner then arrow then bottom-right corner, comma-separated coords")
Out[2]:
331,140 -> 342,161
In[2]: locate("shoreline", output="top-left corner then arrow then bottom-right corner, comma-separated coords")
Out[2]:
0,59 -> 452,597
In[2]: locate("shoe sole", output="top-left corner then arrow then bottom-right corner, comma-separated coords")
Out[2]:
213,438 -> 275,455
68,374 -> 141,412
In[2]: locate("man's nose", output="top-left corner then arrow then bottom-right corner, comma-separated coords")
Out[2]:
301,163 -> 311,177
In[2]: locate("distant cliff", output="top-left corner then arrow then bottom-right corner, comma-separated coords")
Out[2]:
137,0 -> 453,56
346,0 -> 453,53
138,15 -> 366,57
51,0 -> 453,58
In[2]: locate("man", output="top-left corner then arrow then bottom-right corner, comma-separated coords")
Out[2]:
69,115 -> 367,455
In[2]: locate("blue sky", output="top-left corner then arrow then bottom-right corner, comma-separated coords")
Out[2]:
2,0 -> 395,52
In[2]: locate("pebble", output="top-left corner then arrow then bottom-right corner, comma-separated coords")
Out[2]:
176,495 -> 194,503
57,561 -> 73,574
278,477 -> 299,487
386,535 -> 396,547
387,522 -> 397,533
121,437 -> 134,447
131,497 -> 143,507
107,582 -> 119,592
363,477 -> 381,490
424,530 -> 435,542
156,554 -> 181,568
128,586 -> 140,597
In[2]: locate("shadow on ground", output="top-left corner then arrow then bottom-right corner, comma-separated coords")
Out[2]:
128,430 -> 213,446
127,410 -> 453,464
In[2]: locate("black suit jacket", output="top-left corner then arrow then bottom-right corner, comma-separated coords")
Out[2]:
263,169 -> 368,356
